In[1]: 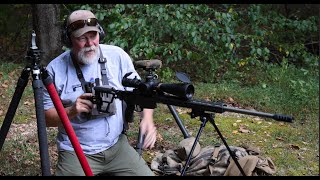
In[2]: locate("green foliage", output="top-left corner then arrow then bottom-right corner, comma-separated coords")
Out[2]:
98,4 -> 239,82
0,4 -> 318,176
63,4 -> 319,83
238,5 -> 319,69
158,67 -> 175,82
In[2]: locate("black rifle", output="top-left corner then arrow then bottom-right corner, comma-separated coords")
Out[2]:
93,60 -> 294,176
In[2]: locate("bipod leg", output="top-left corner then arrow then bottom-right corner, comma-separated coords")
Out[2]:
207,113 -> 246,176
167,105 -> 190,139
0,67 -> 31,150
181,114 -> 208,176
32,67 -> 51,176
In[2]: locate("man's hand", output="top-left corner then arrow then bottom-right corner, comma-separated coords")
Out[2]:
67,93 -> 93,118
139,109 -> 157,149
45,93 -> 93,127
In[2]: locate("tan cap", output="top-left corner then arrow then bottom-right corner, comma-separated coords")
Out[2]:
67,10 -> 100,37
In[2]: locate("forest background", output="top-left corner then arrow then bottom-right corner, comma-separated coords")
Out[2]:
0,4 -> 318,176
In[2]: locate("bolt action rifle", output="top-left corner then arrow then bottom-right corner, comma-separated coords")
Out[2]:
92,59 -> 294,176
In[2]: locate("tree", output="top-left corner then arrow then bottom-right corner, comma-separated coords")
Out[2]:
31,4 -> 63,65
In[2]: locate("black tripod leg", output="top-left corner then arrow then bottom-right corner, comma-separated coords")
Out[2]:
0,68 -> 30,150
167,105 -> 190,138
32,78 -> 51,176
207,114 -> 246,176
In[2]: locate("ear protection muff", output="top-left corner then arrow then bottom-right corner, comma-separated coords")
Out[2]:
61,17 -> 105,48
98,24 -> 105,41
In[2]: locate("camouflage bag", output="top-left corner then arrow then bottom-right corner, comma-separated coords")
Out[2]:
151,137 -> 276,176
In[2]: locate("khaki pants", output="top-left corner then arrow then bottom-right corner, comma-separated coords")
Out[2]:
55,134 -> 154,176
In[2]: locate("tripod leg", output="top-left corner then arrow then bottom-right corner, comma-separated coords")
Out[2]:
167,105 -> 190,138
207,113 -> 246,176
0,68 -> 30,151
42,69 -> 93,176
32,77 -> 51,176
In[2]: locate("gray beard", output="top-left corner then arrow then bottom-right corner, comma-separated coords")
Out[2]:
77,45 -> 100,65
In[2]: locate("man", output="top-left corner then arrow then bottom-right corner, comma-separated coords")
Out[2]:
43,9 -> 157,176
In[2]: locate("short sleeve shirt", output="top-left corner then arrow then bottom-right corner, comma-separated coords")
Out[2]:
43,44 -> 140,154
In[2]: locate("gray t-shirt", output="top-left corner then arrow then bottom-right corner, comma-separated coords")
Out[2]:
43,44 -> 140,154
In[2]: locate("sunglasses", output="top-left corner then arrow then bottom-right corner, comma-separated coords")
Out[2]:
67,18 -> 98,33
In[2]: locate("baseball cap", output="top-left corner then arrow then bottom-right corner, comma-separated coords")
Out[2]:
66,10 -> 100,37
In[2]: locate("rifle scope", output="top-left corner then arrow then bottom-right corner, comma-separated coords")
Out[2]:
122,73 -> 194,100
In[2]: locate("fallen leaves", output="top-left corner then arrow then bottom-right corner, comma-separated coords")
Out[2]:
232,123 -> 250,134
1,84 -> 8,88
157,132 -> 164,142
239,124 -> 250,133
23,101 -> 33,106
175,107 -> 191,114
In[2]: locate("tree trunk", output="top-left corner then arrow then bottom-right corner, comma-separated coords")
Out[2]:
32,4 -> 62,66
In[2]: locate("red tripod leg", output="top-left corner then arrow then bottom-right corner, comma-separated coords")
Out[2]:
42,69 -> 93,176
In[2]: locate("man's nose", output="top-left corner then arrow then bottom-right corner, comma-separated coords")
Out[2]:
85,37 -> 95,46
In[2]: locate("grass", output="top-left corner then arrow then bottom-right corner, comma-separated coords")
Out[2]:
138,106 -> 318,176
0,62 -> 318,176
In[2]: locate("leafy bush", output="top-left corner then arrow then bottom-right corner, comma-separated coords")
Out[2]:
68,4 -> 319,83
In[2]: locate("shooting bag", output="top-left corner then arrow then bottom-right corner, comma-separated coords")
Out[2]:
150,137 -> 276,176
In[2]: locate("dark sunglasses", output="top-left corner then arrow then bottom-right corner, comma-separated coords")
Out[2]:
67,18 -> 98,33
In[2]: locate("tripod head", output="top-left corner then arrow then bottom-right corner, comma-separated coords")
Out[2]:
26,30 -> 41,66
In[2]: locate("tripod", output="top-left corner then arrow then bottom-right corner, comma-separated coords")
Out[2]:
0,31 -> 93,176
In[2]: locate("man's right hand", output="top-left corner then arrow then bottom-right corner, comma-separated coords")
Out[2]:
45,93 -> 93,127
68,93 -> 93,117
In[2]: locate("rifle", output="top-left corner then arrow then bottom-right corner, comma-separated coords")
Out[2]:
93,59 -> 294,176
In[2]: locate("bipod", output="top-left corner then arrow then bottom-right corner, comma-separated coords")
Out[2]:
167,105 -> 190,139
180,110 -> 246,176
0,31 -> 93,176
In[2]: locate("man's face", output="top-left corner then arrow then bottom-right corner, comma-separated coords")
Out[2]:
71,31 -> 100,65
